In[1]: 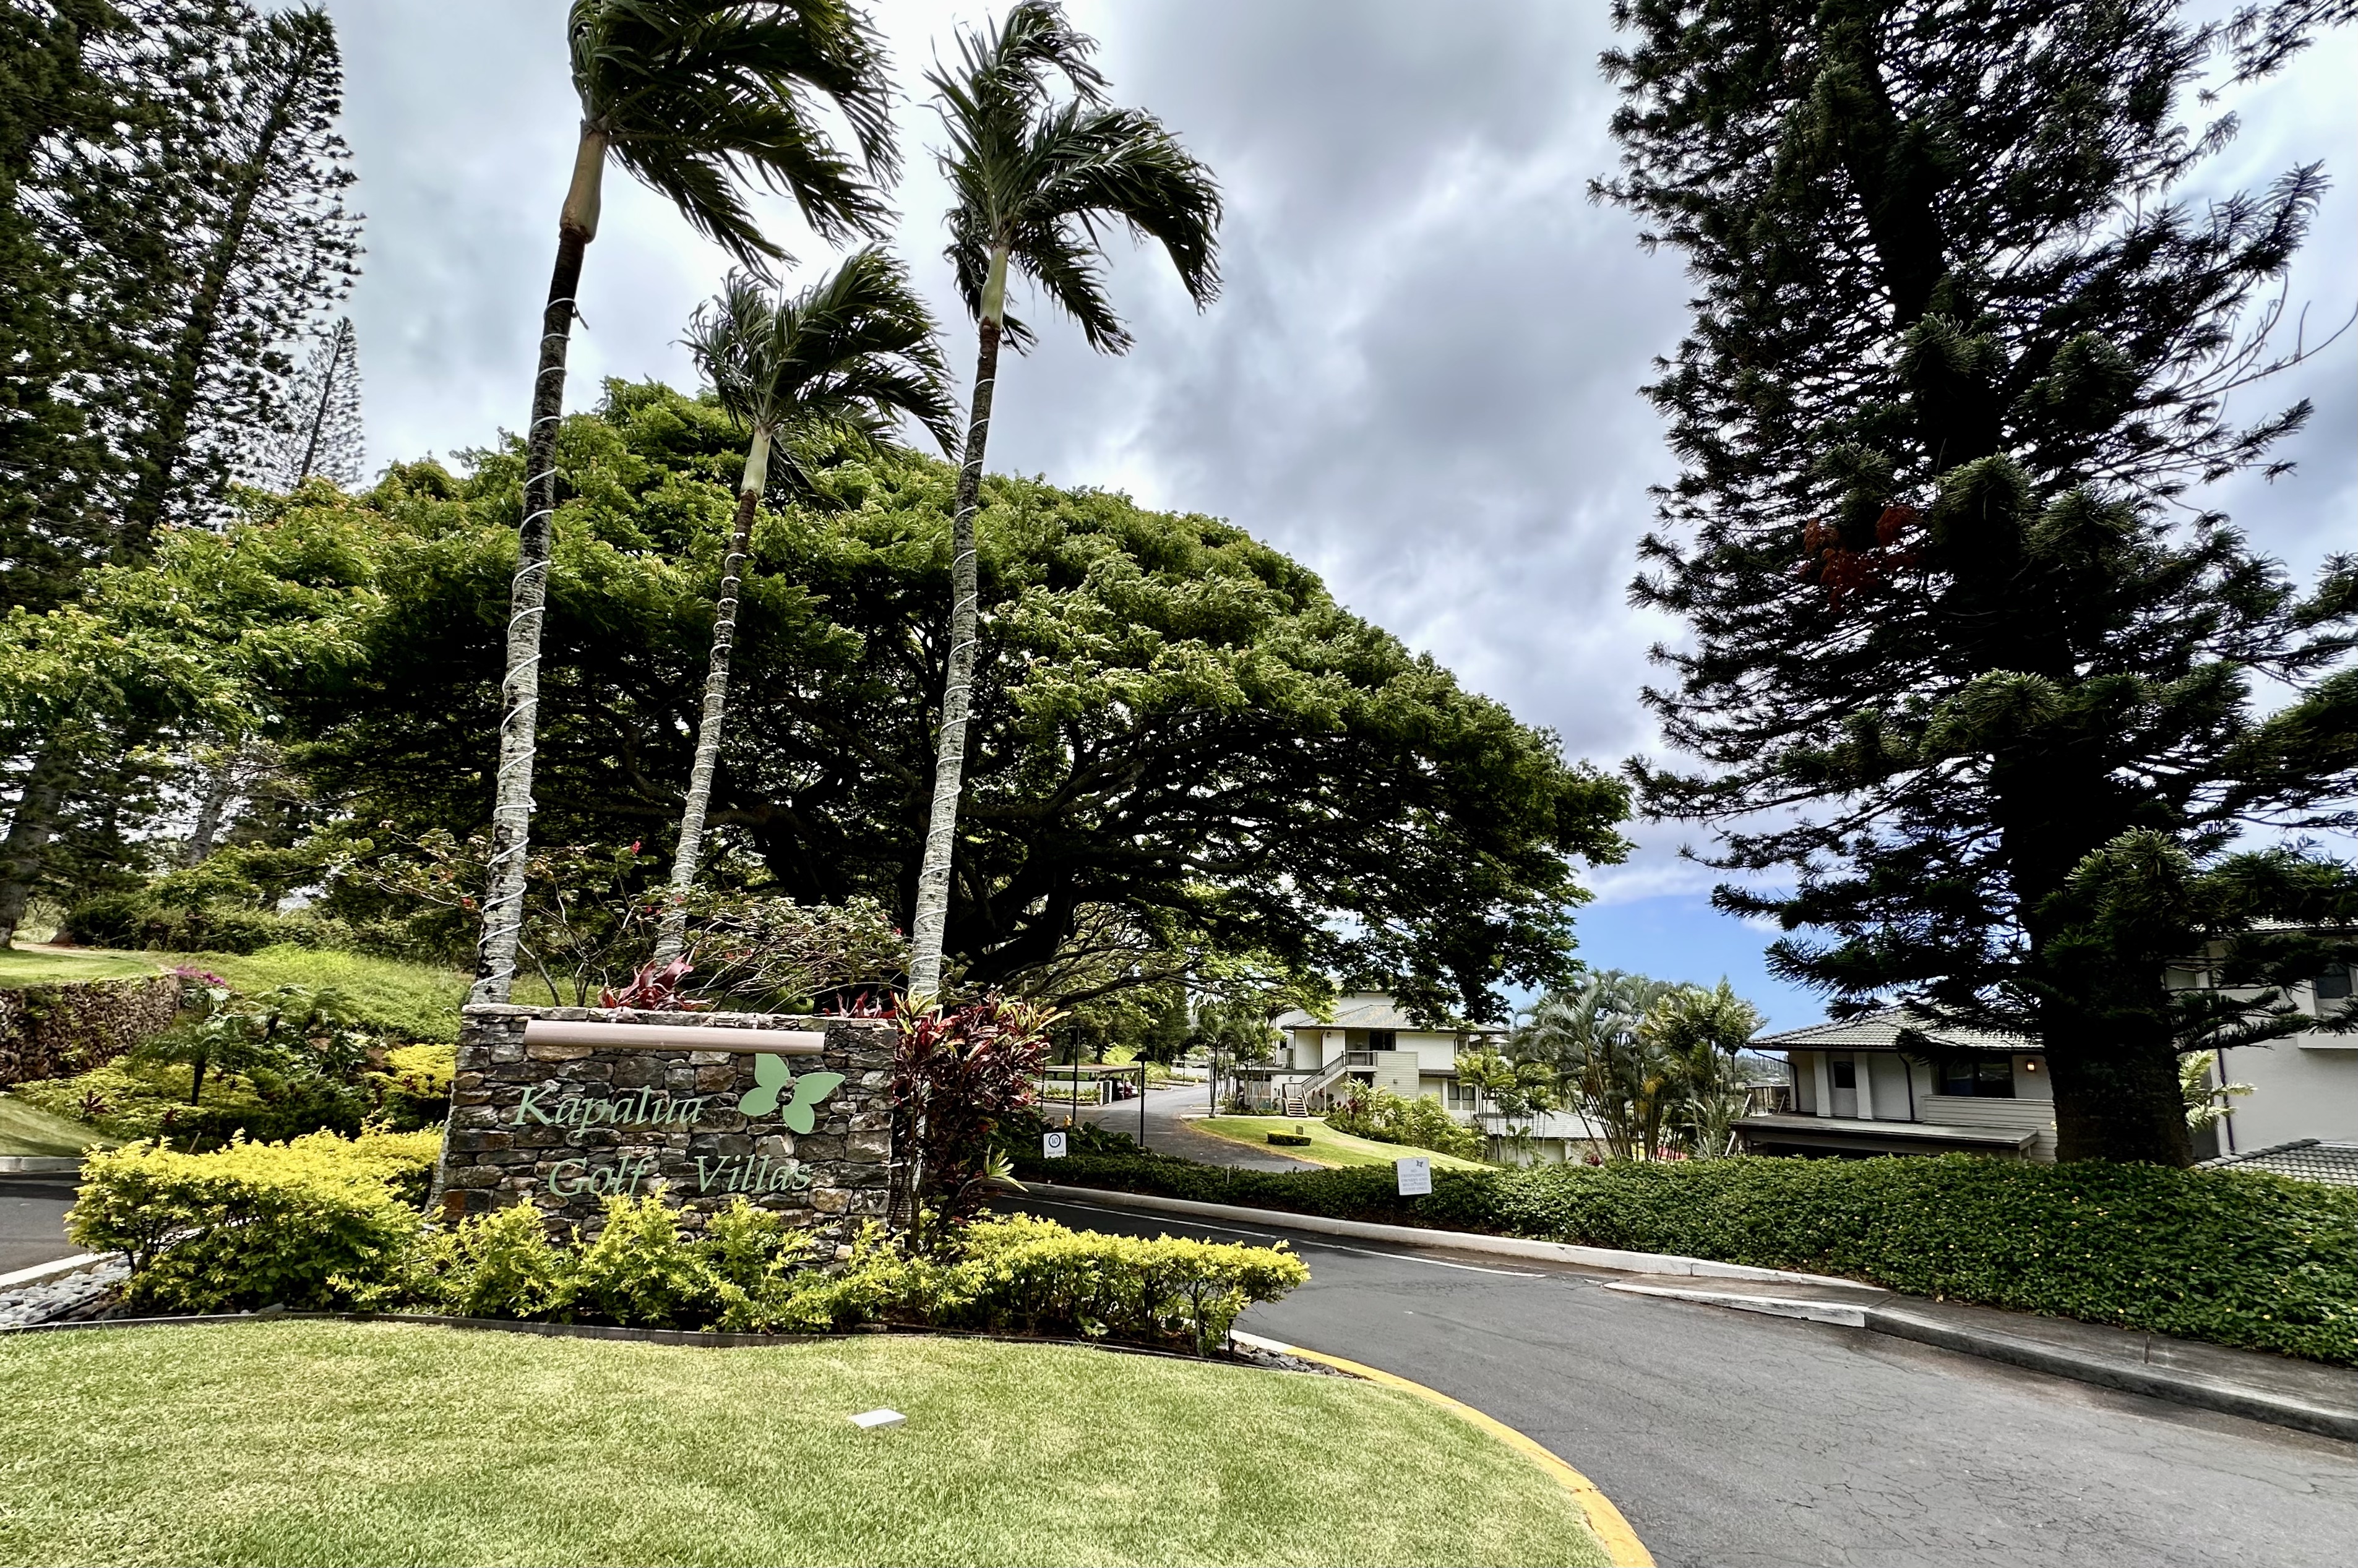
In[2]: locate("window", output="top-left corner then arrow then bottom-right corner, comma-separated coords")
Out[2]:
1829,1058 -> 1857,1089
1367,1030 -> 1397,1052
2317,963 -> 2353,1003
1939,1058 -> 2014,1098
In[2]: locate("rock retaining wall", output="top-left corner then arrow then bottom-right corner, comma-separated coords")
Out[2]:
0,974 -> 182,1086
439,1004 -> 893,1254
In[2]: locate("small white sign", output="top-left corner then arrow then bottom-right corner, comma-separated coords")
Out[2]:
1395,1155 -> 1432,1196
850,1408 -> 905,1430
1042,1130 -> 1068,1159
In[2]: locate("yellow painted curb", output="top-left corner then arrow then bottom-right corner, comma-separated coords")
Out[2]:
1236,1333 -> 1655,1567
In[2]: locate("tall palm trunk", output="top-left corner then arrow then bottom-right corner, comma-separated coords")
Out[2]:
0,739 -> 74,948
471,125 -> 606,1006
908,246 -> 1009,998
653,427 -> 772,964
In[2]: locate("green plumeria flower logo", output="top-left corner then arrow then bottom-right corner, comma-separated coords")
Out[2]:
738,1053 -> 844,1134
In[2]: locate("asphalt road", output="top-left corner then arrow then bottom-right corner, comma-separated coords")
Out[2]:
1069,1077 -> 1320,1171
0,1174 -> 79,1273
1002,1190 -> 2358,1568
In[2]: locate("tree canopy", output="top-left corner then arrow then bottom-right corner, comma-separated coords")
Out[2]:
225,382 -> 1627,1022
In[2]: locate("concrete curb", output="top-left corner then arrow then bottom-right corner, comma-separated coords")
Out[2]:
0,1157 -> 84,1174
1864,1304 -> 2358,1442
1602,1282 -> 2358,1441
1028,1181 -> 1874,1288
1231,1329 -> 1655,1567
0,1252 -> 105,1291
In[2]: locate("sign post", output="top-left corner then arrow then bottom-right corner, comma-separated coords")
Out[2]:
1394,1155 -> 1432,1197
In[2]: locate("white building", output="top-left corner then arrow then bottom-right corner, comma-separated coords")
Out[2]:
2186,956 -> 2358,1158
1737,1010 -> 2059,1160
1739,956 -> 2358,1162
1226,993 -> 1497,1113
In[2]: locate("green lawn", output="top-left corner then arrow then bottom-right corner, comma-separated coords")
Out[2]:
1195,1115 -> 1492,1172
0,1321 -> 1606,1567
0,947 -> 161,986
0,1093 -> 116,1157
185,946 -> 468,1042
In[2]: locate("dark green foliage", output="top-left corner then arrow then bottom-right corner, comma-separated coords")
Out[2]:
1325,1084 -> 1487,1160
1016,1149 -> 2358,1365
1600,0 -> 2358,1162
265,384 -> 1626,1020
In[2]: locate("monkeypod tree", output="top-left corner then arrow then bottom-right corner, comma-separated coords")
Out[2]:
1601,0 -> 2358,1162
473,0 -> 897,1005
906,0 -> 1223,997
659,252 -> 958,961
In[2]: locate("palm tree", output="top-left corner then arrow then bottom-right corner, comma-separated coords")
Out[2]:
655,249 -> 960,964
473,0 -> 897,1005
1515,972 -> 1682,1160
904,0 -> 1223,998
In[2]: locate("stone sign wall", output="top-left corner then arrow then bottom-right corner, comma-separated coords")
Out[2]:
437,1004 -> 893,1254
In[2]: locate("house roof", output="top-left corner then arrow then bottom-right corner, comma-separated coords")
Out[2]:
2198,1138 -> 2358,1188
1753,1006 -> 2033,1056
1271,993 -> 1499,1034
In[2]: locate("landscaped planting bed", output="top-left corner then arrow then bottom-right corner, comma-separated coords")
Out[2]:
1012,1149 -> 2358,1366
0,1321 -> 1608,1567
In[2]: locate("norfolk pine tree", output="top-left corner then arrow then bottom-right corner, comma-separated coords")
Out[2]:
1601,0 -> 2357,1162
470,0 -> 897,1005
906,0 -> 1222,997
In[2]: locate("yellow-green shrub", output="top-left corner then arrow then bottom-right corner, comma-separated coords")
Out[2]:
394,1202 -> 1306,1349
945,1213 -> 1310,1350
69,1129 -> 441,1312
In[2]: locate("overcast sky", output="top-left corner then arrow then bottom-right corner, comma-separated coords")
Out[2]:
323,2 -> 2357,1028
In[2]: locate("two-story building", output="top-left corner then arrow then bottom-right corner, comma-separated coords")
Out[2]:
1230,993 -> 1505,1115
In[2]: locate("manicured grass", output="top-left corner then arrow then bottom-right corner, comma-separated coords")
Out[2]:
1195,1115 -> 1492,1172
0,1321 -> 1606,1567
0,947 -> 161,986
186,946 -> 467,1042
0,1093 -> 116,1157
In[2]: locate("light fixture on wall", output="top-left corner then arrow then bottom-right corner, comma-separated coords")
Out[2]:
2023,1058 -> 2042,1074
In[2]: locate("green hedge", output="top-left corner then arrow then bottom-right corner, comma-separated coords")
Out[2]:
69,1134 -> 1309,1352
69,1129 -> 442,1311
1012,1149 -> 2358,1365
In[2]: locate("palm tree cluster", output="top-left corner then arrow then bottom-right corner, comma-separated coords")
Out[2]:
1512,972 -> 1763,1160
470,0 -> 1221,1005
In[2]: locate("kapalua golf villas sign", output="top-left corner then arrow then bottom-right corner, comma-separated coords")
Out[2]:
518,1052 -> 845,1200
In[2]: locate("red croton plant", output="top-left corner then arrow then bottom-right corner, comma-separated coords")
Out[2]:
885,994 -> 1059,1245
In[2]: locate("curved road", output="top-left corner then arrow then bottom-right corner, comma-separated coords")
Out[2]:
1005,1189 -> 2358,1568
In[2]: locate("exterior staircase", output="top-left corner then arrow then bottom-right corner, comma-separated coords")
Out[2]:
1291,1051 -> 1371,1116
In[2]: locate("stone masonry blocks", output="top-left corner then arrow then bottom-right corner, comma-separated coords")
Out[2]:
436,1004 -> 894,1255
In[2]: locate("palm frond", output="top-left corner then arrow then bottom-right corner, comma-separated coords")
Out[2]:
686,247 -> 958,457
571,0 -> 896,265
927,1 -> 1220,353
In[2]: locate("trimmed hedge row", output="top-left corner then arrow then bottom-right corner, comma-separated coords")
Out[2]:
68,1133 -> 1310,1351
1011,1149 -> 2358,1366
